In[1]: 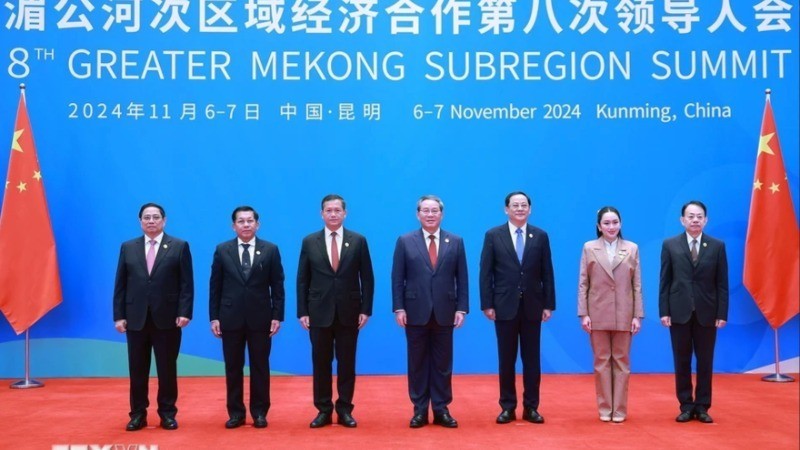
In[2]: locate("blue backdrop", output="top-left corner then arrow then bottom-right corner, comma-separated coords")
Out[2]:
0,0 -> 798,377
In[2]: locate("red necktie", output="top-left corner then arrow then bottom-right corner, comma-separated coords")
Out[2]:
331,231 -> 340,272
428,235 -> 437,268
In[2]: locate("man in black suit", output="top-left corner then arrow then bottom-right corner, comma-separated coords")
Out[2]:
479,191 -> 555,424
392,195 -> 468,428
660,200 -> 728,424
113,202 -> 194,431
209,206 -> 285,429
297,194 -> 374,428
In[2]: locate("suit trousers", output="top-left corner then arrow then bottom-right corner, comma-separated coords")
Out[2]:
309,317 -> 359,414
126,313 -> 182,419
405,315 -> 454,416
669,312 -> 717,413
495,302 -> 542,410
221,329 -> 272,419
590,330 -> 632,419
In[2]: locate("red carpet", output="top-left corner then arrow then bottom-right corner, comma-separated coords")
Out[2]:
1,374 -> 798,449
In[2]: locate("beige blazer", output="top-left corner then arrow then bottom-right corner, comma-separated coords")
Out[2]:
578,238 -> 644,331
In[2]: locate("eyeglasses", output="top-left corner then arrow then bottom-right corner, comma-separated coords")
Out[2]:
141,215 -> 163,222
419,208 -> 441,215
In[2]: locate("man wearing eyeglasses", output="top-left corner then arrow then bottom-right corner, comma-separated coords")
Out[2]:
392,195 -> 469,429
113,202 -> 194,431
297,194 -> 374,428
479,191 -> 555,425
209,206 -> 285,429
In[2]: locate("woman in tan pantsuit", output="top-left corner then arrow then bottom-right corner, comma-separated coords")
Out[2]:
578,206 -> 643,423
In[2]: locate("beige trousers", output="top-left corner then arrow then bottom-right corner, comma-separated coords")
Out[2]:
590,330 -> 632,420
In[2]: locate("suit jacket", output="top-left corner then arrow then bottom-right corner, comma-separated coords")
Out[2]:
113,234 -> 194,331
296,228 -> 375,327
392,229 -> 469,326
577,238 -> 644,331
479,224 -> 556,321
659,233 -> 728,327
209,237 -> 285,331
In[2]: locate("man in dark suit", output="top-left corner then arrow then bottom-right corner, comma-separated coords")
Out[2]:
297,194 -> 374,428
660,200 -> 728,424
392,194 -> 468,429
209,206 -> 285,429
479,191 -> 555,424
113,202 -> 194,431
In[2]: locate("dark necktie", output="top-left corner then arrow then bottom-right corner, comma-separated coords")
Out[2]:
691,239 -> 698,263
241,243 -> 251,277
515,228 -> 524,263
428,235 -> 437,268
331,231 -> 340,272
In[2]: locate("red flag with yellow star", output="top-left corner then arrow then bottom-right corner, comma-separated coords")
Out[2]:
0,91 -> 62,334
743,94 -> 800,329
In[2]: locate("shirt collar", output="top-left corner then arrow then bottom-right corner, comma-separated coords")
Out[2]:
423,229 -> 440,240
238,237 -> 256,246
685,232 -> 703,245
144,232 -> 164,244
325,226 -> 343,238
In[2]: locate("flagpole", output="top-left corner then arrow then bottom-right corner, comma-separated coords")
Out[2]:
761,328 -> 795,382
9,329 -> 44,389
7,83 -> 44,389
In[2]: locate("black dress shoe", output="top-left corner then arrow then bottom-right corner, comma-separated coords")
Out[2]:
496,409 -> 516,424
126,415 -> 147,431
696,412 -> 714,423
225,416 -> 245,429
433,413 -> 458,428
160,418 -> 178,430
310,412 -> 332,428
253,415 -> 268,428
337,412 -> 357,428
522,408 -> 545,424
675,411 -> 694,423
409,414 -> 428,428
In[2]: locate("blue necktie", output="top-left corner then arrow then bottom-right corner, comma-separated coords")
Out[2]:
515,228 -> 524,262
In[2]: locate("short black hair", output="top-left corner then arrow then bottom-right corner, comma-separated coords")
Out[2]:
596,206 -> 623,239
681,200 -> 707,216
139,202 -> 165,219
321,194 -> 346,211
231,205 -> 259,222
505,191 -> 531,207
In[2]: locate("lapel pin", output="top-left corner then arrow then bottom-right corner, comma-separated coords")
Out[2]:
702,242 -> 707,247
444,238 -> 450,243
528,233 -> 533,238
345,242 -> 350,247
162,244 -> 168,249
256,250 -> 261,255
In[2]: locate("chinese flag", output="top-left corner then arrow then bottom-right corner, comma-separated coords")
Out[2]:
0,92 -> 62,334
743,94 -> 800,329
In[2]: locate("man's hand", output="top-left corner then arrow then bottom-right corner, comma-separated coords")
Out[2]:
270,320 -> 281,337
210,320 -> 221,338
358,314 -> 369,329
115,320 -> 127,333
454,311 -> 466,328
395,310 -> 407,328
